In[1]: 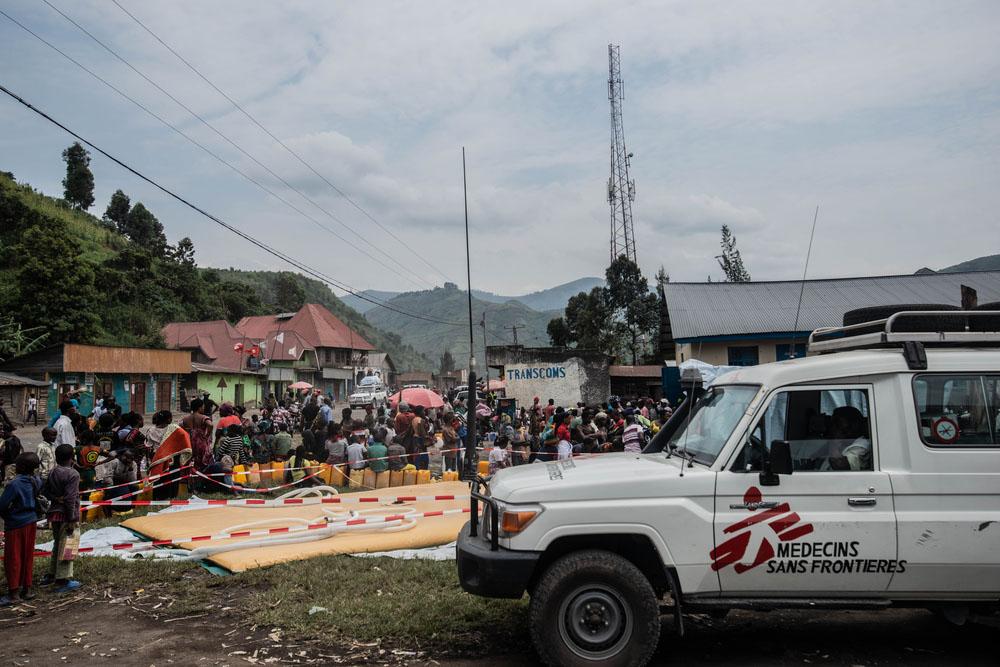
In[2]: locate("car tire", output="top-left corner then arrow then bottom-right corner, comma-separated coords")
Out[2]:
841,304 -> 962,333
529,550 -> 660,667
971,301 -> 1000,332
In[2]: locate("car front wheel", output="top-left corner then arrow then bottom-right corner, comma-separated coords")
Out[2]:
529,549 -> 660,667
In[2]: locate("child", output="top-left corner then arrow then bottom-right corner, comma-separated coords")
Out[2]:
324,423 -> 348,465
346,434 -> 367,471
46,444 -> 81,593
216,424 -> 248,465
367,428 -> 389,475
36,427 -> 57,479
76,430 -> 107,491
488,438 -> 510,475
0,453 -> 41,606
386,436 -> 407,472
622,415 -> 645,454
287,446 -> 312,485
272,423 -> 294,461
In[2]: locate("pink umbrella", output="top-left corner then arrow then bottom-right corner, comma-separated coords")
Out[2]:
388,387 -> 445,410
288,381 -> 313,390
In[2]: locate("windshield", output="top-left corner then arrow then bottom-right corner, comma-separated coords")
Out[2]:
667,384 -> 759,466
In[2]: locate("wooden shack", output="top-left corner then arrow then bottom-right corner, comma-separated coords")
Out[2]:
0,344 -> 191,417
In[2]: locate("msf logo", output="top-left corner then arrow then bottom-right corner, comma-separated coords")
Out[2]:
710,486 -> 814,574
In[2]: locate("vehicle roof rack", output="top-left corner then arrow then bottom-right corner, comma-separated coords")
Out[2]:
808,311 -> 1000,355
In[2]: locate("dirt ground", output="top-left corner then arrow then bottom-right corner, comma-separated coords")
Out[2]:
1,581 -> 996,666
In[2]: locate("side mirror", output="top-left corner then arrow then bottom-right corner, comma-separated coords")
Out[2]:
759,439 -> 793,486
770,440 -> 793,475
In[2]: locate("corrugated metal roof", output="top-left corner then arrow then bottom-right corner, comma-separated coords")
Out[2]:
664,271 -> 1000,340
0,372 -> 48,387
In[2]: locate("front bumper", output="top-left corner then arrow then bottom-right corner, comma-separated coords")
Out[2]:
456,521 -> 540,599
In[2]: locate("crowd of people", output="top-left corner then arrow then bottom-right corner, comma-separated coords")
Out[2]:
0,384 -> 676,606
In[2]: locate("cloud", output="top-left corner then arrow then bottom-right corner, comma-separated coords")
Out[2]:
2,0 -> 999,295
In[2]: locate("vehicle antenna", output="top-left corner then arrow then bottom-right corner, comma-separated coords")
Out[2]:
791,206 -> 820,355
678,340 -> 704,475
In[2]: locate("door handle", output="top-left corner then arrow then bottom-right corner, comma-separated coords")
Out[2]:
848,497 -> 877,507
730,501 -> 779,510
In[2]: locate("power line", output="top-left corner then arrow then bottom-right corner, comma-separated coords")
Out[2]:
38,0 -> 436,291
110,0 -> 454,286
1,5 -> 432,295
0,82 -> 465,327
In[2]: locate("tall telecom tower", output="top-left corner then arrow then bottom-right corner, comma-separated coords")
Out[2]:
607,44 -> 637,265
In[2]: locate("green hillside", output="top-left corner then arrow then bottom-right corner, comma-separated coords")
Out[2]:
364,283 -> 557,365
0,169 -> 430,370
939,254 -> 1000,273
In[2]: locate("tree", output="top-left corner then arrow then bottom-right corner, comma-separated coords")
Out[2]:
171,237 -> 196,267
122,202 -> 168,252
439,349 -> 456,374
61,142 -> 95,210
13,219 -> 100,343
717,224 -> 751,282
563,287 -> 616,352
546,317 -> 572,347
274,272 -> 306,312
606,255 -> 659,364
654,265 -> 675,361
103,189 -> 131,233
0,317 -> 48,363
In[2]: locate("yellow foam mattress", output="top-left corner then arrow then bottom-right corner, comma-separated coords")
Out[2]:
122,482 -> 469,572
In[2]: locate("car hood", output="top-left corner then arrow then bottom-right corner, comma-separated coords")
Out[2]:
487,453 -> 715,504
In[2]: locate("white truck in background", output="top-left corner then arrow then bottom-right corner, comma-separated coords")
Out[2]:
458,310 -> 1000,666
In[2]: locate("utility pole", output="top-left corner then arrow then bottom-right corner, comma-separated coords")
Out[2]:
607,44 -> 637,265
504,323 -> 521,346
462,147 -> 478,480
480,311 -> 489,389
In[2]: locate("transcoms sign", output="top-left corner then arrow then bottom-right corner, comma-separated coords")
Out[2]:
504,360 -> 582,405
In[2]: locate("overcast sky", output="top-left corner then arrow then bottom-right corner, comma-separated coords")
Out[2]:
2,1 -> 999,296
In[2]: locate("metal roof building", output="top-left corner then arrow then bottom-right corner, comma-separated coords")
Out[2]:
663,270 -> 1000,366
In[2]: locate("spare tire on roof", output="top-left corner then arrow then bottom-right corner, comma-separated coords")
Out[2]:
842,304 -> 963,333
970,301 -> 1000,332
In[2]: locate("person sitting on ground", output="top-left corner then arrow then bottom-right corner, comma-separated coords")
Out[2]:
367,428 -> 389,474
252,423 -> 275,465
488,437 -> 510,475
272,423 -> 294,462
102,448 -> 139,501
556,413 -> 573,446
622,414 -> 646,454
46,444 -> 81,593
556,432 -> 573,461
202,455 -> 236,493
0,452 -> 42,606
324,422 -> 348,465
346,434 -> 367,471
386,436 -> 407,472
216,424 -> 249,465
287,446 -> 314,485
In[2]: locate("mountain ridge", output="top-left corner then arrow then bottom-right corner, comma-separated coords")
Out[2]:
341,276 -> 604,314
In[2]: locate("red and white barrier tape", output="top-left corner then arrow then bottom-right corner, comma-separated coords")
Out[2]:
81,493 -> 468,507
30,506 -> 471,557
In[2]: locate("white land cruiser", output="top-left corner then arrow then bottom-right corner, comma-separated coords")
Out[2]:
457,311 -> 1000,666
348,380 -> 387,409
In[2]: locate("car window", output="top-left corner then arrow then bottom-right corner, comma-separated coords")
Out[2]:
913,374 -> 998,446
735,387 -> 873,472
